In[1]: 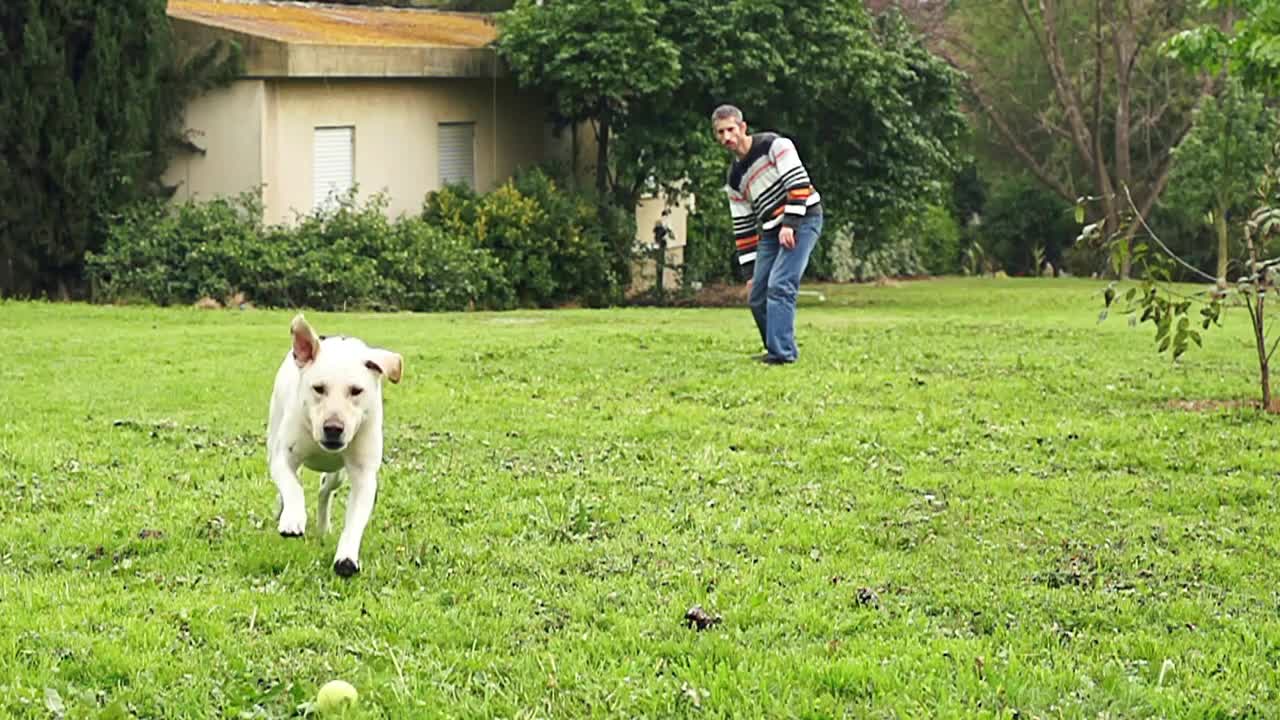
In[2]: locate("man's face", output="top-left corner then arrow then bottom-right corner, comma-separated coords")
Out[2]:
713,117 -> 747,155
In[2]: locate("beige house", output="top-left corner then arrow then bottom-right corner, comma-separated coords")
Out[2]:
165,0 -> 686,289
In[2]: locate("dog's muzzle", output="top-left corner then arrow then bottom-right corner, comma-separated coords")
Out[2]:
321,422 -> 346,451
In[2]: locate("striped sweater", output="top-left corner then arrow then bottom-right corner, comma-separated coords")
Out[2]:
725,132 -> 822,268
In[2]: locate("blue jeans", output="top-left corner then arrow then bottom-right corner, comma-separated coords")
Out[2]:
749,213 -> 823,362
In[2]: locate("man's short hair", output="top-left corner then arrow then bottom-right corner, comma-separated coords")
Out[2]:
711,105 -> 744,124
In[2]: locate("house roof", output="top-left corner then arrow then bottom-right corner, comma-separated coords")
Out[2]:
167,0 -> 498,49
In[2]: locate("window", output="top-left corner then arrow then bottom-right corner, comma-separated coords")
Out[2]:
438,122 -> 476,189
313,126 -> 354,210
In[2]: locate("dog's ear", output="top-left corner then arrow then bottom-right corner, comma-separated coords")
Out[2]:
365,350 -> 403,384
290,314 -> 321,368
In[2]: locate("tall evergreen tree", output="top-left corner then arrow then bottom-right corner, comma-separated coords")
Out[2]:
0,0 -> 238,297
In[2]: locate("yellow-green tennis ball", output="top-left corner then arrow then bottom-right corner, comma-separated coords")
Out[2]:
315,680 -> 358,713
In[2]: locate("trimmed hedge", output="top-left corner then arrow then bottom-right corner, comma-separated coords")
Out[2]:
87,168 -> 634,311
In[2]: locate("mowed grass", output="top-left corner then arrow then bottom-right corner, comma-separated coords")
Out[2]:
2,277 -> 1280,719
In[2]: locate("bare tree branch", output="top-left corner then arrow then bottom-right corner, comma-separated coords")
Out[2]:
940,32 -> 1077,147
1132,74 -> 1217,222
1024,0 -> 1098,168
966,84 -> 1076,202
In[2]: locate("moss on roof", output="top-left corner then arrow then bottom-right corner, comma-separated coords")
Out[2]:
167,0 -> 497,48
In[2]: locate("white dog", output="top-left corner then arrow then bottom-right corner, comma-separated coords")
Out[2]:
267,314 -> 402,577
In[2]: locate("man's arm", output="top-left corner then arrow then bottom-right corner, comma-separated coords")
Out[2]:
770,138 -> 818,249
728,188 -> 757,279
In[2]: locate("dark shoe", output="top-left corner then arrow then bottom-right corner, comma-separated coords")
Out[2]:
760,354 -> 794,365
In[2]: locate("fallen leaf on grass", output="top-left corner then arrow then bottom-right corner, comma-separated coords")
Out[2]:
45,688 -> 65,718
684,605 -> 722,631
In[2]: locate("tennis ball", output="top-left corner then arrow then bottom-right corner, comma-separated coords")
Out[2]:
314,680 -> 358,713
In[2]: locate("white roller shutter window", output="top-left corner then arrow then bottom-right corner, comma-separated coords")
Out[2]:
313,126 -> 354,210
438,122 -> 475,189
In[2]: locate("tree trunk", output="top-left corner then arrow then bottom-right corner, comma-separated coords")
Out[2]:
596,101 -> 611,198
570,123 -> 579,191
0,248 -> 13,297
1214,202 -> 1229,282
1111,8 -> 1137,278
1253,286 -> 1270,411
1243,222 -> 1273,411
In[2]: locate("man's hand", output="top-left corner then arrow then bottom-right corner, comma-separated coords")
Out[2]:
780,225 -> 796,250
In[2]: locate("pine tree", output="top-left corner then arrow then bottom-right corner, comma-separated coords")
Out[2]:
0,0 -> 238,297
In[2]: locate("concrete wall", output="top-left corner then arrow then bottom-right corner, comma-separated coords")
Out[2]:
164,80 -> 267,204
167,76 -> 549,224
263,77 -> 548,223
631,192 -> 690,295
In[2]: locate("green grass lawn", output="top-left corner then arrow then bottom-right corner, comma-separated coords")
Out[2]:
3,277 -> 1279,718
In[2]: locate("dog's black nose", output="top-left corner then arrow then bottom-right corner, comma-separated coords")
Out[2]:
322,423 -> 344,442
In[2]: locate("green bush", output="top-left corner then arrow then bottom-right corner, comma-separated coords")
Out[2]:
831,205 -> 962,279
88,191 -> 509,311
423,167 -> 633,307
839,229 -> 928,282
89,170 -> 635,311
685,209 -> 938,286
87,192 -> 268,306
383,217 -> 513,312
979,176 -> 1076,275
271,193 -> 400,310
913,204 -> 963,275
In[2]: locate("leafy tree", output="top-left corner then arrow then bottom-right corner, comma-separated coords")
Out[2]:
1092,2 -> 1280,411
1165,0 -> 1280,91
950,161 -> 987,229
1162,78 -> 1275,281
497,0 -> 680,197
718,5 -> 966,242
499,0 -> 965,279
638,2 -> 965,234
0,0 -> 239,298
920,0 -> 1215,278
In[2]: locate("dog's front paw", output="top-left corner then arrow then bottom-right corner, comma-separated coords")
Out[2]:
277,506 -> 307,537
333,557 -> 360,578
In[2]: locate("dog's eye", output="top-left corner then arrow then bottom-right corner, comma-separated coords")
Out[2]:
350,386 -> 364,397
312,384 -> 327,395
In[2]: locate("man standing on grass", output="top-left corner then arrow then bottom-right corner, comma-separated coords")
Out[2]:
713,104 -> 824,365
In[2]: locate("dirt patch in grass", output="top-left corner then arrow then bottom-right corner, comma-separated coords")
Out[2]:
626,283 -> 748,308
1166,398 -> 1280,413
691,283 -> 749,307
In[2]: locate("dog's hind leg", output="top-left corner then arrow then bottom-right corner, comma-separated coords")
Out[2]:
316,471 -> 344,535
